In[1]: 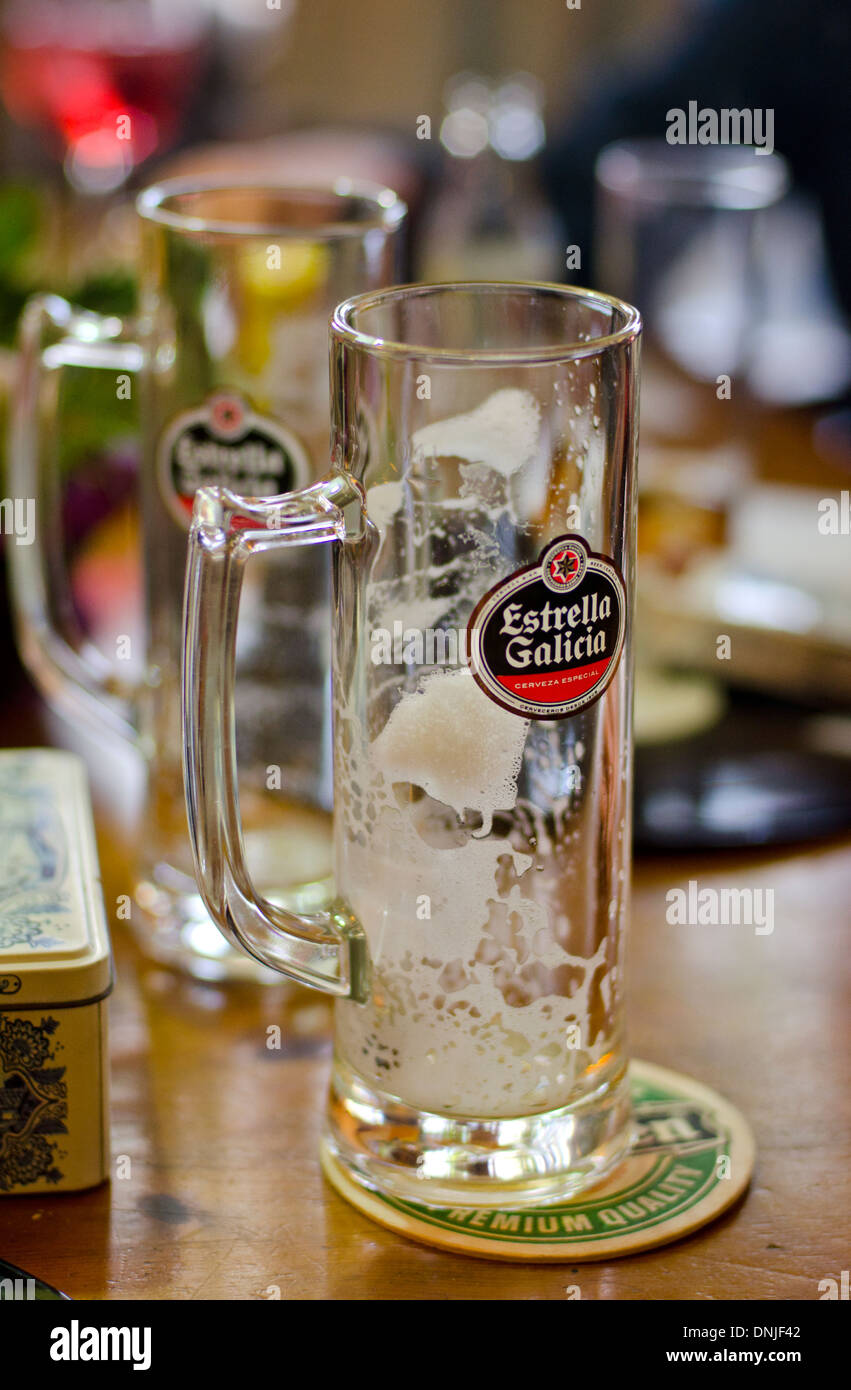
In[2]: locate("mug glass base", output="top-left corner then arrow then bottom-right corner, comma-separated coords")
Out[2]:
323,1055 -> 635,1210
132,873 -> 335,984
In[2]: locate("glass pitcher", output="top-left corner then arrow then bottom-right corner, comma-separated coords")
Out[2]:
9,178 -> 405,980
183,281 -> 641,1206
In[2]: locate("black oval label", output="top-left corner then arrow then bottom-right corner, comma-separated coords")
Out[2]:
157,390 -> 311,528
468,534 -> 626,719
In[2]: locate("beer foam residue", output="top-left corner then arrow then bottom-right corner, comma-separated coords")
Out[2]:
365,480 -> 404,540
331,384 -> 624,1116
412,389 -> 541,477
371,666 -> 528,832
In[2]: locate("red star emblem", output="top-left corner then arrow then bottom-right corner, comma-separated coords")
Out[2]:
211,396 -> 244,437
549,549 -> 578,584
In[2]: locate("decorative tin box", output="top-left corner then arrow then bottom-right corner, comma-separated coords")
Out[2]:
0,750 -> 111,1194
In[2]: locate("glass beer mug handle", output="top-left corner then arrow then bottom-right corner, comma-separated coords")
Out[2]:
9,293 -> 145,745
182,477 -> 370,1002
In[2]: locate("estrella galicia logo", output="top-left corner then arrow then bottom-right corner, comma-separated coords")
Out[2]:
468,533 -> 626,719
542,537 -> 586,592
157,391 -> 311,528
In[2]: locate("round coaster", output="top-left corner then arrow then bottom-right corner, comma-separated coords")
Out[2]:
320,1060 -> 755,1262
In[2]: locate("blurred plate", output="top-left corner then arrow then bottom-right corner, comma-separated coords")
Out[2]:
635,692 -> 851,852
639,483 -> 851,704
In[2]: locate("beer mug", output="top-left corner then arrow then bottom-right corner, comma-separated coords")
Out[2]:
184,282 -> 641,1205
9,178 -> 406,980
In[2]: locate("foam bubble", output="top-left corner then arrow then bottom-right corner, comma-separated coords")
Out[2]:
371,666 -> 529,831
412,389 -> 542,477
365,480 -> 404,540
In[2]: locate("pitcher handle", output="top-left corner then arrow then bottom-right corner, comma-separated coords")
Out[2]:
8,293 -> 144,746
182,476 -> 370,1001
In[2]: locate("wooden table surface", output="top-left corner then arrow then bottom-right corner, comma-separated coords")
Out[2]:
1,684 -> 849,1301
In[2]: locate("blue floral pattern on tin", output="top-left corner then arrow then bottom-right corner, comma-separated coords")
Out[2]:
0,759 -> 71,952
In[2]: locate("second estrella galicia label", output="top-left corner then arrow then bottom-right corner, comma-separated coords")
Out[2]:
468,534 -> 626,719
157,390 -> 311,528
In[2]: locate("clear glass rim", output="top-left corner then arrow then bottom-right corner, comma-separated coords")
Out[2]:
331,281 -> 642,365
136,175 -> 407,238
596,137 -> 790,210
